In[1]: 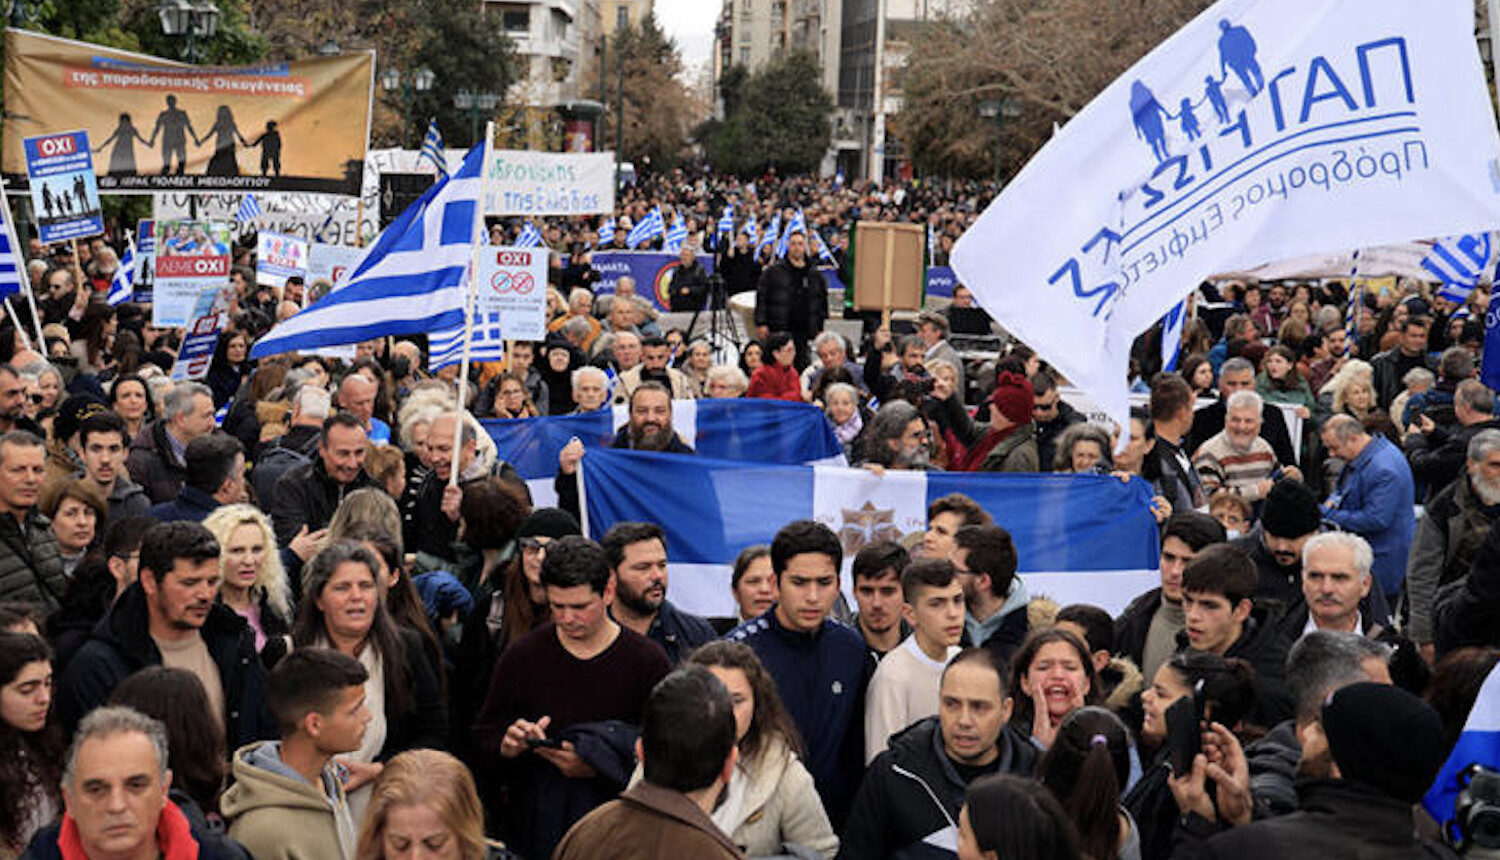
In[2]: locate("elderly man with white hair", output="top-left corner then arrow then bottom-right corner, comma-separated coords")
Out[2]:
1192,389 -> 1301,503
1292,532 -> 1377,637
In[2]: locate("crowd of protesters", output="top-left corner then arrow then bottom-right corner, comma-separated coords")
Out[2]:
0,169 -> 1497,859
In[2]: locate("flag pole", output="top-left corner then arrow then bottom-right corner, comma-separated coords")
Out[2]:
451,121 -> 493,489
0,180 -> 46,349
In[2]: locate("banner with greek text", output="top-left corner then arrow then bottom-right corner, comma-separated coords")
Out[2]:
3,29 -> 373,195
951,0 -> 1500,439
484,149 -> 615,216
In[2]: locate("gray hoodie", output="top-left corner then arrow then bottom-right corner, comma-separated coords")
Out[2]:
220,741 -> 357,860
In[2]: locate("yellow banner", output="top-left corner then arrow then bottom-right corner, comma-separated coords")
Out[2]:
3,29 -> 373,195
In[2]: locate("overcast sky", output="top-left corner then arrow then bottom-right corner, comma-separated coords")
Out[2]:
654,0 -> 718,72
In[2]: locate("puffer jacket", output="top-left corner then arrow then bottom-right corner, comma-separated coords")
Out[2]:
0,509 -> 66,614
755,259 -> 827,338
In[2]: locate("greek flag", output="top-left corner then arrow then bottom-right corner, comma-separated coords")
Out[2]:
626,206 -> 665,249
236,193 -> 262,226
715,204 -> 734,248
742,215 -> 759,244
580,448 -> 1160,617
1426,660 -> 1500,832
597,217 -> 616,247
774,209 -> 806,259
0,190 -> 23,299
1160,299 -> 1186,372
419,118 -> 449,180
483,398 -> 844,506
809,220 -> 838,267
1422,233 -> 1497,303
515,221 -> 545,249
430,311 -> 506,369
250,141 -> 487,359
662,212 -> 688,254
758,214 -> 780,255
108,234 -> 136,306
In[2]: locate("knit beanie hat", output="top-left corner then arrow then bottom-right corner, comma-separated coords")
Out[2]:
54,394 -> 108,445
988,371 -> 1035,426
1321,682 -> 1446,803
517,507 -> 581,540
1259,479 -> 1321,539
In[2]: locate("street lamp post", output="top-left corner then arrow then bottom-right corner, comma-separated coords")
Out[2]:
381,66 -> 436,148
453,90 -> 501,147
158,0 -> 221,64
977,97 -> 1021,184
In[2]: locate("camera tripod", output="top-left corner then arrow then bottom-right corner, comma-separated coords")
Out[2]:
688,272 -> 743,366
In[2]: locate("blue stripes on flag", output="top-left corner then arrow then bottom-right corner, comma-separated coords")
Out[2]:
662,213 -> 688,254
774,209 -> 806,259
597,217 -> 616,247
236,194 -> 262,225
1426,660 -> 1500,832
108,235 -> 136,306
429,311 -> 506,369
515,221 -> 545,249
250,141 -> 487,359
579,448 -> 1160,616
0,192 -> 23,299
758,214 -> 780,255
626,206 -> 665,249
419,118 -> 449,180
742,216 -> 759,245
1160,300 -> 1186,372
1423,233 -> 1495,303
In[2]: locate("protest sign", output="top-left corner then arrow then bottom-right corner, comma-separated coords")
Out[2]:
255,231 -> 307,288
306,242 -> 363,292
170,286 -> 232,381
475,246 -> 548,341
24,130 -> 103,243
153,220 -> 232,326
485,150 -> 614,216
4,29 -> 373,195
132,219 -> 156,304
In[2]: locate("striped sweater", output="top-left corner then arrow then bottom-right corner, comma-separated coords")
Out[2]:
1192,431 -> 1280,502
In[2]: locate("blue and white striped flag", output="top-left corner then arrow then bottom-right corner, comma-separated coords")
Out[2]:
0,189 -> 23,300
430,311 -> 506,369
774,208 -> 806,259
236,193 -> 262,225
583,447 -> 1159,617
597,217 -> 616,247
108,234 -> 136,306
626,206 -> 665,249
1423,233 -> 1497,303
1427,660 -> 1500,832
809,218 -> 837,267
757,214 -> 780,255
741,215 -> 759,245
250,141 -> 487,359
1160,299 -> 1186,372
418,118 -> 449,180
715,204 -> 734,249
662,212 -> 688,254
515,221 -> 545,249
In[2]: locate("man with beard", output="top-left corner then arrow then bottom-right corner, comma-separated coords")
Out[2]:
857,401 -> 934,471
600,521 -> 714,665
0,365 -> 35,435
555,383 -> 695,521
1404,379 -> 1500,500
1407,429 -> 1500,661
57,521 -> 273,744
1192,390 -> 1301,502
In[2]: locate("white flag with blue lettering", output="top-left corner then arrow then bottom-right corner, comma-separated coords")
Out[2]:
952,0 -> 1500,439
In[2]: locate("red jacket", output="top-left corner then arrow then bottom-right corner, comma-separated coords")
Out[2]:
746,362 -> 803,402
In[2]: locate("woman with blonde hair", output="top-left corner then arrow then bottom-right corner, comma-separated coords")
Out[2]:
356,748 -> 511,860
203,503 -> 292,655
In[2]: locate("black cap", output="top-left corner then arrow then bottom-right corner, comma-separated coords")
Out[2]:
1260,480 -> 1321,539
517,508 -> 581,540
1322,682 -> 1446,803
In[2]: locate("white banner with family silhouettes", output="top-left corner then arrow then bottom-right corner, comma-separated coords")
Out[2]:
953,0 -> 1500,441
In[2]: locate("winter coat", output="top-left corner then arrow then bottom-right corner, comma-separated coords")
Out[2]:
1245,719 -> 1301,820
147,485 -> 221,524
555,781 -> 746,860
641,599 -> 717,666
1403,419 -> 1500,502
1435,521 -> 1500,655
1408,474 -> 1500,645
22,801 -> 247,860
126,420 -> 188,504
1323,434 -> 1417,597
267,455 -> 379,546
1170,778 -> 1458,859
0,510 -> 66,614
103,477 -> 151,527
220,741 -> 357,860
626,733 -> 837,857
755,259 -> 827,338
1114,588 -> 1165,669
613,365 -> 698,404
945,401 -> 1041,473
748,362 -> 805,402
1173,610 -> 1293,729
838,716 -> 1038,860
55,581 -> 274,746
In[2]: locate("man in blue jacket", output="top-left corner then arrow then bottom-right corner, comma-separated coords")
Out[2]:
727,519 -> 873,829
1320,414 -> 1416,602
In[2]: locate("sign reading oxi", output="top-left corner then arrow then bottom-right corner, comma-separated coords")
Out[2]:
953,0 -> 1500,439
24,130 -> 104,243
475,246 -> 548,340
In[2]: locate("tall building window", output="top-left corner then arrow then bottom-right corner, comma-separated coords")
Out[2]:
617,5 -> 629,29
